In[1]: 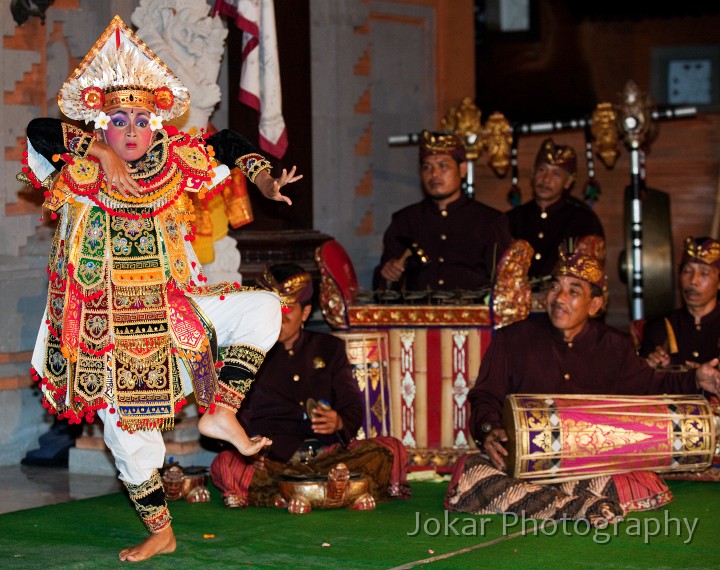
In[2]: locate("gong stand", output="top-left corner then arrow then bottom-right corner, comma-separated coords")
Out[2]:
506,99 -> 695,321
390,83 -> 696,321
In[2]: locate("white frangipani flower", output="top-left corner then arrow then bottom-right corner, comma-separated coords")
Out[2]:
149,113 -> 163,131
94,112 -> 110,131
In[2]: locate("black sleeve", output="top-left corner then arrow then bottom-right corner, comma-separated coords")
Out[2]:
204,129 -> 268,166
372,212 -> 408,290
27,118 -> 68,165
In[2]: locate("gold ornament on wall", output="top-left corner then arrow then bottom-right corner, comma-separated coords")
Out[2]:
590,102 -> 619,169
482,112 -> 512,177
441,97 -> 512,177
441,97 -> 483,160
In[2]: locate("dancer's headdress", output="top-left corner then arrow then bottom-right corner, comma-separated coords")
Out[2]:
58,15 -> 189,129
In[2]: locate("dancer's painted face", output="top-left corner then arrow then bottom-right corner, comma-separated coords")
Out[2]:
103,107 -> 154,162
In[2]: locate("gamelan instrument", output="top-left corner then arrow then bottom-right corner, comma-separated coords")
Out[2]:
332,330 -> 392,439
278,463 -> 375,514
503,394 -> 719,484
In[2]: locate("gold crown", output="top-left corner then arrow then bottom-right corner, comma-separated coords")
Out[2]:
58,15 -> 189,124
103,87 -> 158,114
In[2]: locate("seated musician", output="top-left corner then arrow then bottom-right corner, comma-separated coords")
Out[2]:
640,236 -> 720,370
506,138 -> 605,281
372,129 -> 511,292
444,246 -> 720,523
210,263 -> 411,508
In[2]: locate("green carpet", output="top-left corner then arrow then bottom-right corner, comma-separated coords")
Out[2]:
0,480 -> 717,569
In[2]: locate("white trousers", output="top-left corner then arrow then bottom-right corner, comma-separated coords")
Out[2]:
94,289 -> 280,485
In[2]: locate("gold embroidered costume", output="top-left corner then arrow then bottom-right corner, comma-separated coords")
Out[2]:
24,17 -> 272,432
21,15 -> 288,545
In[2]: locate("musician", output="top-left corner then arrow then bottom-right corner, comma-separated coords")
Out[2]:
445,247 -> 720,522
507,138 -> 605,279
640,236 -> 720,369
211,264 -> 411,508
373,130 -> 511,292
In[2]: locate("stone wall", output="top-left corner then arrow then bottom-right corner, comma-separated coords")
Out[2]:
0,0 -> 145,465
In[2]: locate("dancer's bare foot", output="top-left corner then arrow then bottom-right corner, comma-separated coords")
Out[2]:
119,526 -> 176,562
198,405 -> 271,455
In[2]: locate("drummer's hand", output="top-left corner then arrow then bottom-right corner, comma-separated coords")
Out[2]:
311,408 -> 343,435
646,345 -> 670,369
684,360 -> 701,370
695,358 -> 720,396
380,259 -> 405,282
483,428 -> 509,471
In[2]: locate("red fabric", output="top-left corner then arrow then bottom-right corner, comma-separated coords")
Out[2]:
210,449 -> 256,498
611,470 -> 673,512
426,330 -> 442,447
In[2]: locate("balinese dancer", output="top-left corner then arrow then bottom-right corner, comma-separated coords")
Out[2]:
20,16 -> 301,562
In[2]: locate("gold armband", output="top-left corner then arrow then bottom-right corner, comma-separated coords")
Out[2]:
63,123 -> 97,159
234,153 -> 271,184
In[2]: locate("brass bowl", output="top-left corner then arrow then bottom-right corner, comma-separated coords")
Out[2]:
278,477 -> 369,508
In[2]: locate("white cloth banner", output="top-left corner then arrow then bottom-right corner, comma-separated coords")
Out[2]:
214,0 -> 288,158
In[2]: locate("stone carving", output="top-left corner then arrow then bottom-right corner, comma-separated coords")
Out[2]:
132,0 -> 228,131
132,0 -> 240,284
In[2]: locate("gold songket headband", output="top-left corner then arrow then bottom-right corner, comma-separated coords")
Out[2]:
682,236 -> 720,270
534,137 -> 577,178
553,245 -> 606,289
419,129 -> 466,162
258,267 -> 313,305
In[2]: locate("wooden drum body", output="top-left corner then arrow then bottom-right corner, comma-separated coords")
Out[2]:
503,394 -> 718,484
333,331 -> 392,439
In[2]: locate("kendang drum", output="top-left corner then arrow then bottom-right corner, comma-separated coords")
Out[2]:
503,394 -> 718,484
332,331 -> 392,439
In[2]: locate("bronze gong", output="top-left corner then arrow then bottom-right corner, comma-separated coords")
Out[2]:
619,186 -> 675,322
